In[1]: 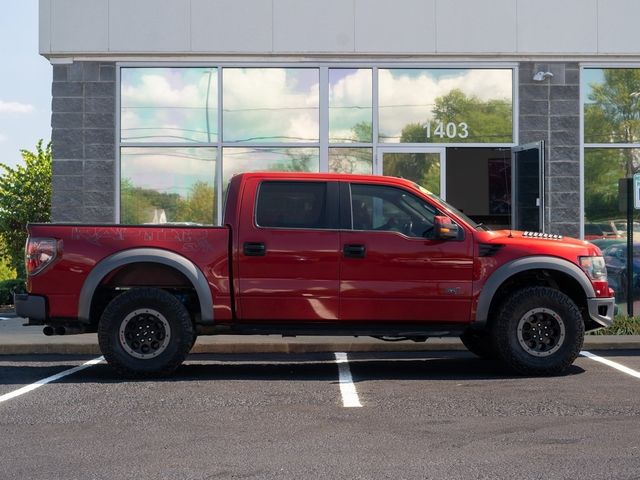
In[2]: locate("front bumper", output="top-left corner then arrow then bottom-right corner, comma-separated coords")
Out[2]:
14,293 -> 47,323
587,296 -> 616,328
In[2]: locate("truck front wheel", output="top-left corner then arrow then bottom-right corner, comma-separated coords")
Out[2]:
492,286 -> 584,376
98,288 -> 195,377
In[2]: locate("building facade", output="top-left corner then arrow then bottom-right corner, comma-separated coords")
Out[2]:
40,0 -> 640,238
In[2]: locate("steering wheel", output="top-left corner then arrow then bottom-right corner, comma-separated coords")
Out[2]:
401,219 -> 414,236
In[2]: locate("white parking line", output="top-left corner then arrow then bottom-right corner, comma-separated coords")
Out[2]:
0,356 -> 104,404
581,351 -> 640,379
334,352 -> 362,408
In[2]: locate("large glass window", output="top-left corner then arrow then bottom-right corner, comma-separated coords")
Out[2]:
223,68 -> 319,143
222,147 -> 320,187
119,65 -> 515,225
328,148 -> 373,174
583,69 -> 640,144
329,69 -> 372,143
121,68 -> 218,143
382,152 -> 441,195
378,69 -> 513,144
120,147 -> 217,224
583,68 -> 640,229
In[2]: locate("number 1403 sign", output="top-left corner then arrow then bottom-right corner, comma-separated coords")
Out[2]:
424,121 -> 469,140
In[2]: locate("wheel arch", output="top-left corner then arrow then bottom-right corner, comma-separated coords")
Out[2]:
475,256 -> 595,327
78,248 -> 214,324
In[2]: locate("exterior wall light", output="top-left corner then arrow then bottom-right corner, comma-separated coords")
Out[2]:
532,71 -> 554,81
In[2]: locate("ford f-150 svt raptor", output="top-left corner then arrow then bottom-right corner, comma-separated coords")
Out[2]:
16,172 -> 615,376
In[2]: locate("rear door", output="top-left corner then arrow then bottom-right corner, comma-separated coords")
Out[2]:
236,178 -> 341,321
340,182 -> 474,323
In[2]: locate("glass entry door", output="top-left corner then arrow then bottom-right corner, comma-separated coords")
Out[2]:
511,141 -> 544,232
377,148 -> 446,197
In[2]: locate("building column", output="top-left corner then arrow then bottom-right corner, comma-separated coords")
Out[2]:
519,62 -> 580,238
51,61 -> 116,223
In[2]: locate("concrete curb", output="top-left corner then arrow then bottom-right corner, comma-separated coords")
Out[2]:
1,335 -> 638,356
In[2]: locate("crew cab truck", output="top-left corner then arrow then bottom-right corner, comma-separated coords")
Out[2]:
16,172 -> 615,377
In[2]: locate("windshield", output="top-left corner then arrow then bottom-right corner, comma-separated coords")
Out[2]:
414,183 -> 488,231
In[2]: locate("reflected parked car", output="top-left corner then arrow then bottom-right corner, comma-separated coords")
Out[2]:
607,219 -> 640,241
590,238 -> 625,251
602,242 -> 640,300
584,222 -> 622,240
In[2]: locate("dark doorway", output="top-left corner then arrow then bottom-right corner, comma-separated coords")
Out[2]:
445,148 -> 512,230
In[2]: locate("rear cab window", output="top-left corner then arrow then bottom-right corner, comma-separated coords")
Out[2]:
256,181 -> 338,229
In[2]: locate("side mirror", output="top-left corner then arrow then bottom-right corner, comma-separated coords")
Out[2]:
433,215 -> 459,240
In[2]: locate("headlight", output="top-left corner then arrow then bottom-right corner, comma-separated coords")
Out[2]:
579,256 -> 607,281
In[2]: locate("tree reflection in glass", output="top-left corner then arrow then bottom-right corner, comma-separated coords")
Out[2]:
378,69 -> 512,144
120,147 -> 217,225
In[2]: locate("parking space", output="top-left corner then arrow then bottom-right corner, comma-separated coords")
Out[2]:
0,350 -> 639,479
584,349 -> 640,371
0,355 -> 99,398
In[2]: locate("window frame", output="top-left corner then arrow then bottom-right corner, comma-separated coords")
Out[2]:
115,62 -> 519,225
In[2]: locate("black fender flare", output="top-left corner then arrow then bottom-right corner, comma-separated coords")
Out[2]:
475,256 -> 594,326
78,248 -> 214,324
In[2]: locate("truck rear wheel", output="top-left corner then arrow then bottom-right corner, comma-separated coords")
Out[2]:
98,288 -> 194,377
492,286 -> 584,376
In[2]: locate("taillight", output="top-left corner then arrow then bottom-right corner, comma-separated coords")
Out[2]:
25,237 -> 59,275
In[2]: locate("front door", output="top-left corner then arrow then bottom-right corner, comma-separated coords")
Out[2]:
512,141 -> 544,231
377,147 -> 446,197
340,181 -> 474,323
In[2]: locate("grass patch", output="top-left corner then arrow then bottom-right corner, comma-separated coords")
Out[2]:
590,314 -> 640,335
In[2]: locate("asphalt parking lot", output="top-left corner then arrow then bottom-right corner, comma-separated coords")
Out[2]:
1,350 -> 639,480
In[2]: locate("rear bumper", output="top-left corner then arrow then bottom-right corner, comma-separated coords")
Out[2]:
587,296 -> 616,328
14,293 -> 47,323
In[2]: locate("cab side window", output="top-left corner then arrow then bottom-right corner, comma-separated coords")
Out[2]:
350,184 -> 438,238
256,181 -> 329,229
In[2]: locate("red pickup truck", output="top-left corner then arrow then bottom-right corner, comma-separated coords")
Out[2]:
16,172 -> 615,377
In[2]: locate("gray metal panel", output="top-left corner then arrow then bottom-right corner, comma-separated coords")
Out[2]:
40,0 -> 640,56
475,255 -> 595,324
77,248 -> 214,324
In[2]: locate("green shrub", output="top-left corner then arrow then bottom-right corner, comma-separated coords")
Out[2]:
0,237 -> 16,281
590,314 -> 640,335
0,279 -> 25,306
0,256 -> 16,281
0,140 -> 52,278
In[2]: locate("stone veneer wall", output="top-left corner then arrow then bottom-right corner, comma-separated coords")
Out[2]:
519,62 -> 581,238
51,61 -> 116,223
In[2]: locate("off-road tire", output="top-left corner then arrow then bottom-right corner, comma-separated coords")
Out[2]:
492,286 -> 584,376
98,288 -> 195,377
460,329 -> 496,359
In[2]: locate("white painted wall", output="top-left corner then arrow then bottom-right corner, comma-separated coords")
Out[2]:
39,0 -> 640,57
